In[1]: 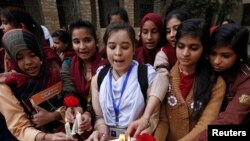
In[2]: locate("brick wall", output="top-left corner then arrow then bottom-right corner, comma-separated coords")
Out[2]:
79,0 -> 92,21
40,0 -> 60,33
124,0 -> 134,26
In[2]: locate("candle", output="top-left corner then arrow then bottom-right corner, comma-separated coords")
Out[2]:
76,112 -> 83,134
71,118 -> 77,135
65,118 -> 72,137
119,134 -> 125,141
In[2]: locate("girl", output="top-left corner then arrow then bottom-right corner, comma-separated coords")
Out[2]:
0,29 -> 75,141
61,20 -> 106,137
154,19 -> 226,141
86,22 -> 165,140
0,7 -> 61,71
134,12 -> 166,65
154,9 -> 190,70
194,24 -> 250,141
52,30 -> 75,61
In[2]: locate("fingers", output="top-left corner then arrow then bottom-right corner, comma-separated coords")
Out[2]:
65,108 -> 75,123
126,123 -> 136,137
73,107 -> 83,113
133,127 -> 142,138
86,131 -> 100,141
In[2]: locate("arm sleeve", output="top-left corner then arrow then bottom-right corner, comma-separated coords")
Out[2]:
0,84 -> 41,141
60,60 -> 77,97
141,65 -> 168,134
212,76 -> 250,125
179,76 -> 226,141
91,74 -> 109,134
154,49 -> 169,70
153,98 -> 169,141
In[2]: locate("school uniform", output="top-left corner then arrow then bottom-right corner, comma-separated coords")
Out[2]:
154,62 -> 226,141
193,65 -> 250,141
91,60 -> 166,138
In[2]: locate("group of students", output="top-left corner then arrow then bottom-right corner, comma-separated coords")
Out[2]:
0,6 -> 249,141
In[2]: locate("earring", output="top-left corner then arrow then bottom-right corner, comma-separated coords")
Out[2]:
240,58 -> 243,62
40,61 -> 43,64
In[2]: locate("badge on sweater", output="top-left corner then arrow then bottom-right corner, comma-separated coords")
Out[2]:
239,94 -> 250,104
168,95 -> 178,107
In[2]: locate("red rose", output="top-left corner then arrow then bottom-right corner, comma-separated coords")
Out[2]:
64,96 -> 80,107
136,133 -> 155,141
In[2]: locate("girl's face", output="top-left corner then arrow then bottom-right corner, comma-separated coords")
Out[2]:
176,35 -> 203,72
106,30 -> 134,76
166,17 -> 181,47
53,37 -> 67,52
141,20 -> 160,50
16,49 -> 41,77
210,45 -> 237,72
0,16 -> 15,33
72,28 -> 96,61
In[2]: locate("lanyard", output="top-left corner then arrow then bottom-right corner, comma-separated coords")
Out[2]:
109,64 -> 133,126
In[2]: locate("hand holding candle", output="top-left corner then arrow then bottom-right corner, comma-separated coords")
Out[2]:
65,118 -> 72,137
76,112 -> 83,134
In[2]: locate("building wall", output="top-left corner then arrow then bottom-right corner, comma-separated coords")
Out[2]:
39,0 -> 60,33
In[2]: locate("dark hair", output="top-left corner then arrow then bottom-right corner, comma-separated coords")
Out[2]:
68,19 -> 97,42
176,18 -> 217,120
108,7 -> 129,24
52,30 -> 71,44
0,7 -> 45,45
103,22 -> 135,48
52,30 -> 72,50
165,9 -> 191,29
211,23 -> 249,71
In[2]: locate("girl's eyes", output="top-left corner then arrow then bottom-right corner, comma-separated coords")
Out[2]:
72,38 -> 93,44
108,44 -> 115,50
222,55 -> 231,58
176,43 -> 184,48
16,53 -> 37,60
107,44 -> 130,50
72,40 -> 80,44
190,45 -> 199,51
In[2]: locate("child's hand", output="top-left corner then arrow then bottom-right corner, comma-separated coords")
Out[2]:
126,117 -> 150,138
46,132 -> 78,141
65,107 -> 83,123
79,111 -> 92,132
32,105 -> 57,127
85,130 -> 107,141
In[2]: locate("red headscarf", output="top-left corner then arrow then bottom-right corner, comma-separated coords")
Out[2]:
1,29 -> 61,113
134,13 -> 166,65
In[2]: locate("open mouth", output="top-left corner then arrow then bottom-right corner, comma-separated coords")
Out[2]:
25,67 -> 38,75
113,60 -> 124,65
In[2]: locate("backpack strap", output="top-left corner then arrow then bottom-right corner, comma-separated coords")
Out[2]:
97,65 -> 111,91
138,64 -> 148,103
97,64 -> 148,103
